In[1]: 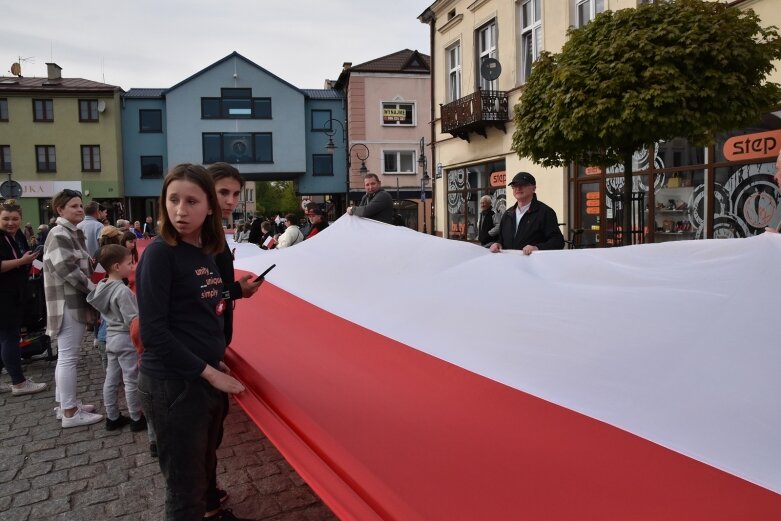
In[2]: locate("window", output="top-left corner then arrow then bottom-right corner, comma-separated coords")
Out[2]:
0,145 -> 10,172
36,145 -> 56,172
477,20 -> 497,91
313,154 -> 333,176
521,0 -> 543,83
33,99 -> 53,121
447,42 -> 462,102
312,110 -> 332,131
0,99 -> 8,121
81,145 -> 101,171
79,99 -> 98,122
576,0 -> 604,27
383,151 -> 416,174
201,89 -> 272,119
202,132 -> 273,164
139,109 -> 162,132
140,156 -> 164,178
382,102 -> 414,126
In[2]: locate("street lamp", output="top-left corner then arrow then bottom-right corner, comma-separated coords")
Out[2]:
325,119 -> 369,211
418,137 -> 430,234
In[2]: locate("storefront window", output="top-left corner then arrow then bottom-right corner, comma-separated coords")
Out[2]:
711,161 -> 779,238
604,174 -> 650,246
652,169 -> 704,241
578,182 -> 600,247
446,161 -> 506,241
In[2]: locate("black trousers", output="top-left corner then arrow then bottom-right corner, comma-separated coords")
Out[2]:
139,373 -> 227,521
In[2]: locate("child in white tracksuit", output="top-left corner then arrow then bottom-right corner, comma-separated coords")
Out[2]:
87,245 -> 146,431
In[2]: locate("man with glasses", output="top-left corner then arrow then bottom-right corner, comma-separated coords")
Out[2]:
489,172 -> 564,255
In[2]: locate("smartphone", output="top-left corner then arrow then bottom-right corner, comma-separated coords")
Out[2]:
253,264 -> 276,283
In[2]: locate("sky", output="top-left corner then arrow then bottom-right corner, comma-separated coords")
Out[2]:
2,0 -> 431,91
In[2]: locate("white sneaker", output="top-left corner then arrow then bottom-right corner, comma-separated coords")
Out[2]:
10,379 -> 47,396
61,409 -> 104,428
54,402 -> 97,419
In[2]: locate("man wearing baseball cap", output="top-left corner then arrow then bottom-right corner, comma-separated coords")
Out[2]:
489,171 -> 564,255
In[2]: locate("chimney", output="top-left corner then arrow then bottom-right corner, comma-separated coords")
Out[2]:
342,62 -> 352,71
46,63 -> 62,81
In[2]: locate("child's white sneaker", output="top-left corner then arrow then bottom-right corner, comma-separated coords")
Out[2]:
10,379 -> 47,396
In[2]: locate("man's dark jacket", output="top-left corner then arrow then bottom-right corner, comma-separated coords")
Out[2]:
493,195 -> 565,251
354,189 -> 394,225
247,219 -> 262,244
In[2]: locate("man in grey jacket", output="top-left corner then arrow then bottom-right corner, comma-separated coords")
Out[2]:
77,202 -> 105,257
347,174 -> 394,224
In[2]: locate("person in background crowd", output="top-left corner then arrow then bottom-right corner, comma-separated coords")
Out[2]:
132,221 -> 144,239
276,213 -> 303,248
259,221 -> 275,249
304,207 -> 329,240
120,231 -> 139,265
136,163 -> 250,521
44,189 -> 103,428
489,172 -> 565,255
299,202 -> 318,238
143,216 -> 157,237
116,219 -> 130,233
0,200 -> 47,396
347,174 -> 394,224
78,202 -> 105,258
36,224 -> 49,246
23,223 -> 35,248
94,225 -> 124,369
478,195 -> 501,247
765,150 -> 781,234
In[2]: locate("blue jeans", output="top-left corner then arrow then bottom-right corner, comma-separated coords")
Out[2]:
138,373 -> 227,520
0,326 -> 25,385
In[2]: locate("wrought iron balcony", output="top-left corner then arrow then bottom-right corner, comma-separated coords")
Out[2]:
440,89 -> 510,142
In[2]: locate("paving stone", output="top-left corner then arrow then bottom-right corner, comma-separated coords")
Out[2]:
51,479 -> 89,498
72,486 -> 120,507
26,446 -> 65,464
0,477 -> 31,498
10,486 -> 49,508
69,462 -> 104,481
53,453 -> 90,471
22,438 -> 57,453
1,505 -> 31,521
89,468 -> 129,489
30,496 -> 71,517
17,461 -> 53,479
88,446 -> 120,464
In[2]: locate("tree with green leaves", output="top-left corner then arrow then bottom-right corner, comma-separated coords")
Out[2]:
255,181 -> 300,216
512,0 -> 781,245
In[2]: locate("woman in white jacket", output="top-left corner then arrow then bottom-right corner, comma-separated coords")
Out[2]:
276,213 -> 303,248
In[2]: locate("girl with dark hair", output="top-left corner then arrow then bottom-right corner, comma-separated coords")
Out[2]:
136,163 -> 246,520
119,231 -> 139,264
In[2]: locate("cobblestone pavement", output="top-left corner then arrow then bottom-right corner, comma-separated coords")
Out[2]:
0,334 -> 337,521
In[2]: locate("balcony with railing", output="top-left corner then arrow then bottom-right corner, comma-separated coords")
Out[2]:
440,89 -> 510,142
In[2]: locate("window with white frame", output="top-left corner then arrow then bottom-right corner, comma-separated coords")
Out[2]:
447,42 -> 462,102
383,150 -> 416,174
520,0 -> 543,84
477,20 -> 497,91
382,102 -> 414,126
576,0 -> 604,27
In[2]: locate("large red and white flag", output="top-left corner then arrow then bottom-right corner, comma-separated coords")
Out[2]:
227,216 -> 781,520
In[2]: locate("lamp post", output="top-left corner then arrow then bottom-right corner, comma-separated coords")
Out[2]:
418,137 -> 430,234
324,119 -> 369,213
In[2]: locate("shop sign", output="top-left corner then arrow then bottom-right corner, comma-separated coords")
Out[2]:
723,129 -> 781,162
489,171 -> 506,187
586,200 -> 600,207
585,191 -> 600,200
585,191 -> 600,215
19,181 -> 82,198
450,222 -> 465,235
585,166 -> 602,175
586,207 -> 600,215
383,108 -> 407,122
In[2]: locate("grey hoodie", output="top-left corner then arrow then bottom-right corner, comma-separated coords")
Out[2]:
86,279 -> 138,334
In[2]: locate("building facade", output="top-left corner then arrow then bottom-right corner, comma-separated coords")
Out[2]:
0,63 -> 123,227
420,0 -> 781,244
334,50 -> 433,231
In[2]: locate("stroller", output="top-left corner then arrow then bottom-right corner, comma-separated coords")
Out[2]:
19,273 -> 55,361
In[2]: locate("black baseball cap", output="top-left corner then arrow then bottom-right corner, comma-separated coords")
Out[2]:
508,172 -> 536,186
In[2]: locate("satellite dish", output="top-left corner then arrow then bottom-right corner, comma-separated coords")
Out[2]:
10,62 -> 21,76
0,180 -> 23,199
97,100 -> 106,113
480,58 -> 502,81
